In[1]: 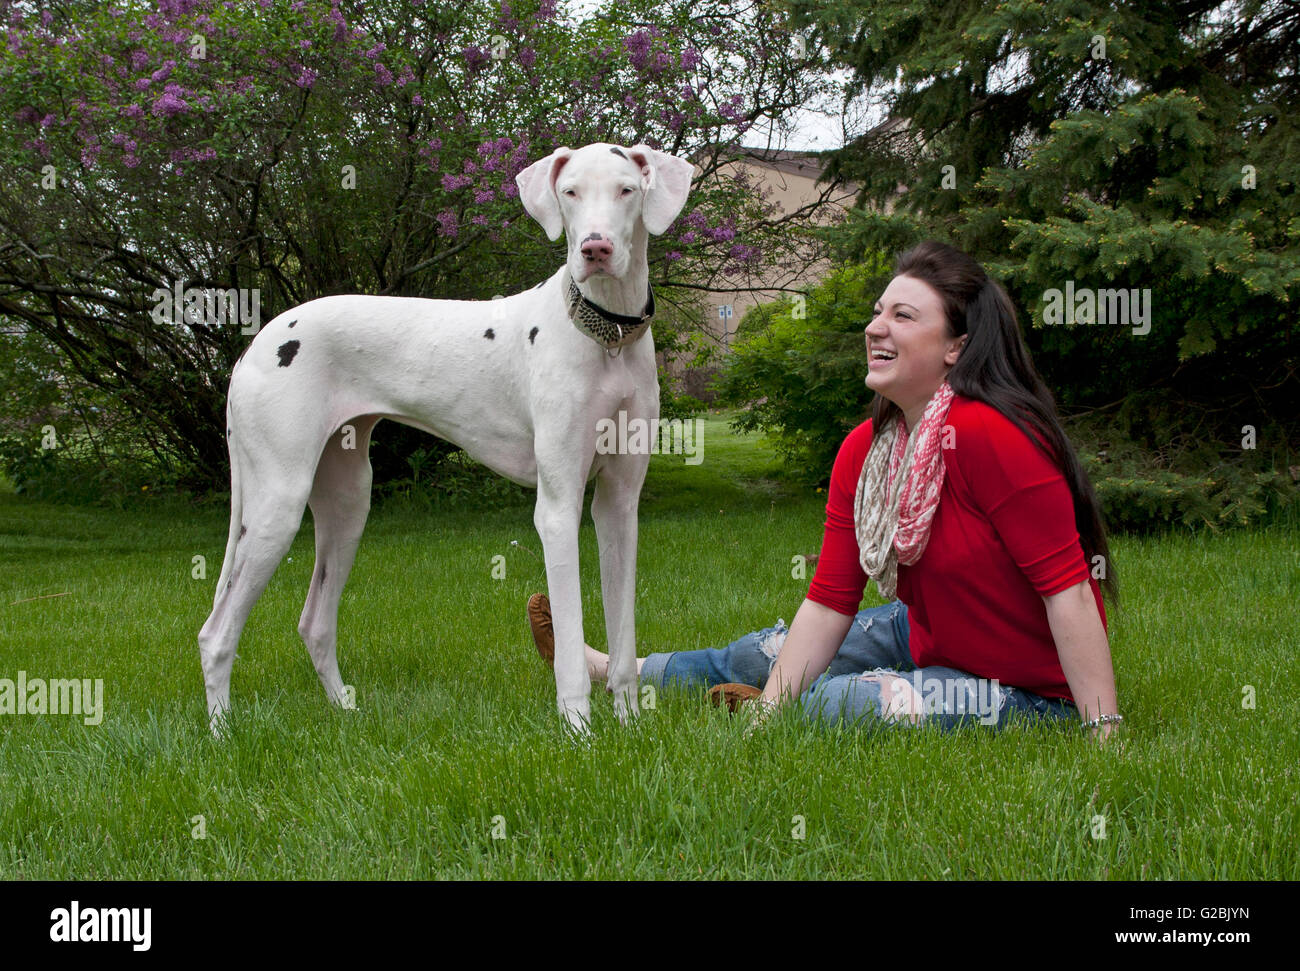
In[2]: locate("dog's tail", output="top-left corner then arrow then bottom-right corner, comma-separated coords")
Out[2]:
212,398 -> 244,608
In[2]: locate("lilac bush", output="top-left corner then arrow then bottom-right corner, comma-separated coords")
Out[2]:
0,0 -> 836,486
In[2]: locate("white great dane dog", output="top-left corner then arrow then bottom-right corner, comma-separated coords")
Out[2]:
198,142 -> 694,735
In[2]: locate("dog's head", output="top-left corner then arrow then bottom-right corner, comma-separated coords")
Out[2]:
516,143 -> 694,283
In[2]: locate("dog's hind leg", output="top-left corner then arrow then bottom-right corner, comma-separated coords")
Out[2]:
212,408 -> 244,608
198,466 -> 314,734
297,417 -> 380,709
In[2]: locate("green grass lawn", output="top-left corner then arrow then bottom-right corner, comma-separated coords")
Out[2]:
0,417 -> 1296,879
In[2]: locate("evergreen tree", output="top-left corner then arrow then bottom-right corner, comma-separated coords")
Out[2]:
784,0 -> 1298,460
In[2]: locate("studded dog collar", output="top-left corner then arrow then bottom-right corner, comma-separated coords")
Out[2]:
563,270 -> 655,352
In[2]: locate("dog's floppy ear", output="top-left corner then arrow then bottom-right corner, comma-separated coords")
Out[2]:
516,146 -> 573,241
625,145 -> 695,236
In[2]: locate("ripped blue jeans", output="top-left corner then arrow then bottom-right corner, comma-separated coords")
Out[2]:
638,601 -> 1078,730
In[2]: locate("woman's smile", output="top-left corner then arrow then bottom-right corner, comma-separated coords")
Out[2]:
867,345 -> 897,368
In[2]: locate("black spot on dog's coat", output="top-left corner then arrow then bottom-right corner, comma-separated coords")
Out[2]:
239,524 -> 246,538
528,327 -> 539,345
609,147 -> 627,160
277,340 -> 301,367
319,563 -> 327,584
484,328 -> 495,340
287,319 -> 297,328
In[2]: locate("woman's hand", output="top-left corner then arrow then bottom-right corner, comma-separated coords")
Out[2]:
1090,719 -> 1121,746
755,597 -> 855,716
742,695 -> 779,736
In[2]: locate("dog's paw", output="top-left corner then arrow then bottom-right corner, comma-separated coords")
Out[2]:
612,692 -> 640,726
558,699 -> 593,738
208,711 -> 232,740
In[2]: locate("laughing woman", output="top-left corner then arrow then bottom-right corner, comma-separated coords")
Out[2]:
528,241 -> 1122,741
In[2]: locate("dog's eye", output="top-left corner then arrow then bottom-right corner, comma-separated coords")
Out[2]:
621,187 -> 634,195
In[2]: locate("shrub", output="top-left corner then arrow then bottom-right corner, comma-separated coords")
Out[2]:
712,258 -> 893,484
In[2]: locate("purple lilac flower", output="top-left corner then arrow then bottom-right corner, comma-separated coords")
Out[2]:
624,30 -> 652,71
463,45 -> 490,72
158,0 -> 201,16
151,84 -> 190,117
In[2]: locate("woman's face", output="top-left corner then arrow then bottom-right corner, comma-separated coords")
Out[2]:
865,274 -> 966,424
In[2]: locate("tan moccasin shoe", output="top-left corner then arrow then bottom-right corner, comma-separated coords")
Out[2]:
527,593 -> 555,669
708,682 -> 764,714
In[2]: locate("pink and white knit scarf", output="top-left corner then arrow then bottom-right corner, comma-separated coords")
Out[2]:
853,381 -> 955,599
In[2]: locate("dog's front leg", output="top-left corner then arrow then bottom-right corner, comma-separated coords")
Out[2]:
534,475 -> 591,734
592,455 -> 648,725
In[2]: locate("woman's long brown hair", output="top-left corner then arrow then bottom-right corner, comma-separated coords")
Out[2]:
872,240 -> 1117,602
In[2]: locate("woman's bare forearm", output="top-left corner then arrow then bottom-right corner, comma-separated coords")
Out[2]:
1045,580 -> 1117,728
760,598 -> 855,705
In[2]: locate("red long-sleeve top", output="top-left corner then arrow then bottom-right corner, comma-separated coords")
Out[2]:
805,395 -> 1106,701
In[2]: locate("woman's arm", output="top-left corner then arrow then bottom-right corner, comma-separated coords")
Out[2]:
755,420 -> 873,712
760,597 -> 855,706
1044,579 -> 1119,741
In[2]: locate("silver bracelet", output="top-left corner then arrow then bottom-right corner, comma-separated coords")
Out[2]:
1084,713 -> 1124,729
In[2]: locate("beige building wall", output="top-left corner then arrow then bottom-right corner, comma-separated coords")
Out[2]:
694,148 -> 859,348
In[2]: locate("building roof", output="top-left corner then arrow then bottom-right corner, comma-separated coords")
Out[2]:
723,146 -> 838,181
